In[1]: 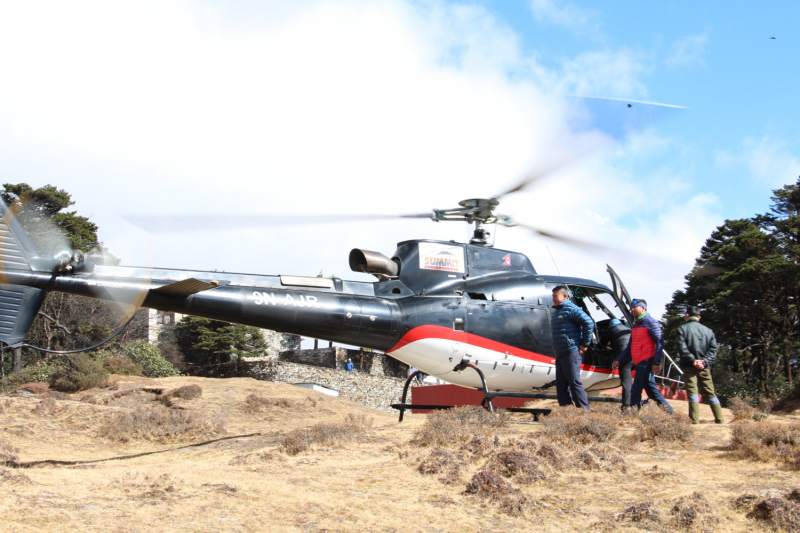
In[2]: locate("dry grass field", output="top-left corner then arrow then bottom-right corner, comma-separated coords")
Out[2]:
2,375 -> 799,532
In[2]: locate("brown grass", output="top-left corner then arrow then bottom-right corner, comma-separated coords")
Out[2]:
539,407 -> 617,445
411,406 -> 508,447
729,420 -> 800,468
2,376 -> 798,532
0,439 -> 19,465
279,413 -> 373,455
97,405 -> 226,443
242,393 -> 316,415
633,404 -> 694,443
729,397 -> 772,422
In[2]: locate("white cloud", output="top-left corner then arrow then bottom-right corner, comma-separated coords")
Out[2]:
0,0 -> 719,321
665,32 -> 709,68
715,136 -> 800,187
530,0 -> 601,36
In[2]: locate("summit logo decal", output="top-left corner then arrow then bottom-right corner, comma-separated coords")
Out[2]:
418,243 -> 465,273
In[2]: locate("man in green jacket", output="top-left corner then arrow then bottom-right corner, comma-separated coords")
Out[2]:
675,306 -> 725,424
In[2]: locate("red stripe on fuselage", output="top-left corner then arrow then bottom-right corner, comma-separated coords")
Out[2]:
388,325 -> 615,375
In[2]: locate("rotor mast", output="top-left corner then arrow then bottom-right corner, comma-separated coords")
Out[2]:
429,198 -> 514,247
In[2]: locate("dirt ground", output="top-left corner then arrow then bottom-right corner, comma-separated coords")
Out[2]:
1,375 -> 798,532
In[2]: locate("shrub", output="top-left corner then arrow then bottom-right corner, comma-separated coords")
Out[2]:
486,450 -> 547,484
0,366 -> 53,393
279,414 -> 373,455
121,340 -> 181,378
539,407 -> 617,445
412,406 -> 507,448
101,357 -> 143,376
417,448 -> 464,484
48,353 -> 109,392
464,471 -> 517,497
730,421 -> 800,468
633,405 -> 694,443
669,492 -> 718,530
617,501 -> 660,524
170,384 -> 202,400
98,406 -> 226,443
746,497 -> 800,531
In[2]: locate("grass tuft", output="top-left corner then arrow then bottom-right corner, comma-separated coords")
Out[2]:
486,450 -> 547,484
634,404 -> 694,443
279,414 -> 372,456
98,406 -> 226,443
746,497 -> 800,531
417,448 -> 464,485
539,407 -> 617,445
669,492 -> 718,530
0,467 -> 31,485
242,394 -> 316,415
617,501 -> 661,524
730,397 -> 772,422
412,406 -> 507,448
729,421 -> 800,468
0,439 -> 19,465
464,470 -> 516,497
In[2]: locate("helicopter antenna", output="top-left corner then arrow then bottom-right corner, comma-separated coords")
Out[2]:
546,246 -> 561,276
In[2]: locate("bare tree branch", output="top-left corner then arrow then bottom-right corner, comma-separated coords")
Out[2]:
37,311 -> 72,335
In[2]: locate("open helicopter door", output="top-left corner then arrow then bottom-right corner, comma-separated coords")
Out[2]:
606,265 -> 634,324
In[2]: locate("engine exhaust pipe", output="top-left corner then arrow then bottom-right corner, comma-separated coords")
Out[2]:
349,249 -> 399,278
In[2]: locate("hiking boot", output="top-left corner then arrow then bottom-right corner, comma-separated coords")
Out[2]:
710,402 -> 725,424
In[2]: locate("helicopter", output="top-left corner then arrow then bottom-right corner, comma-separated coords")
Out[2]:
0,189 -> 659,396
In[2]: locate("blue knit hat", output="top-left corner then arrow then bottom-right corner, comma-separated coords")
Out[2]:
609,318 -> 622,327
630,298 -> 647,310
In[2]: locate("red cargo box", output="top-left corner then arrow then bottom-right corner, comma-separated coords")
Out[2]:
411,384 -> 536,414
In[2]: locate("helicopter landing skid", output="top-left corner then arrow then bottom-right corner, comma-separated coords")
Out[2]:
391,365 -> 622,422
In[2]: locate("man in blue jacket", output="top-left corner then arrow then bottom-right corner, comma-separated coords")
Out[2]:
550,285 -> 594,410
612,298 -> 674,413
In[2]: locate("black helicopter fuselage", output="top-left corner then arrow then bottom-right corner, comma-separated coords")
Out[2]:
2,237 -> 628,391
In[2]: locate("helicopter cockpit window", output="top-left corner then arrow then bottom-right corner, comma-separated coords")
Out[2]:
567,286 -> 627,368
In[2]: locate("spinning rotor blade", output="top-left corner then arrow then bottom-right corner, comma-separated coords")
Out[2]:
124,212 -> 434,234
514,222 -> 628,256
495,96 -> 685,200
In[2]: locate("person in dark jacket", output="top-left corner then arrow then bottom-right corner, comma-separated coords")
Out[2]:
612,298 -> 674,413
675,306 -> 724,424
550,285 -> 594,410
602,318 -> 633,410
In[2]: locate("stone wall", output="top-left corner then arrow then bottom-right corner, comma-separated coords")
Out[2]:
261,329 -> 301,357
280,347 -> 340,368
183,358 -> 415,413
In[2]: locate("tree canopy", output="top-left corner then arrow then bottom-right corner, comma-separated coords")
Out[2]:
663,177 -> 800,402
176,317 -> 269,365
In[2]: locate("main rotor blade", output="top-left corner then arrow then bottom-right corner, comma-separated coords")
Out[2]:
515,222 -> 628,256
123,213 -> 433,234
495,96 -> 685,200
494,146 -> 594,199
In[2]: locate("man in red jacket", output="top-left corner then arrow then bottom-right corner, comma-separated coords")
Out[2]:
612,298 -> 674,413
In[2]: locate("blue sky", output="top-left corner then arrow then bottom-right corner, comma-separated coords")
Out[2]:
0,0 -> 798,325
485,0 -> 800,217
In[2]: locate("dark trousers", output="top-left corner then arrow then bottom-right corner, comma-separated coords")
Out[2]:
618,359 -> 633,408
631,358 -> 673,413
555,350 -> 590,410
